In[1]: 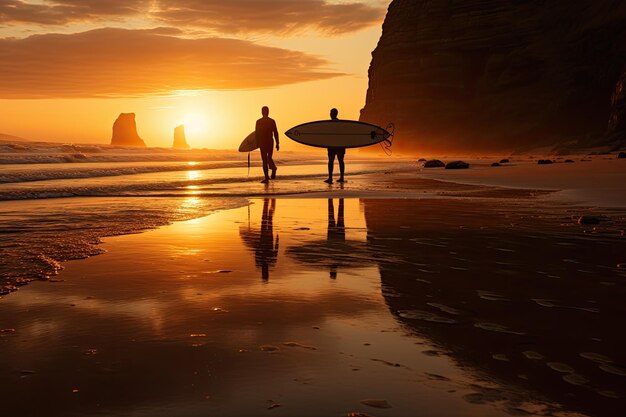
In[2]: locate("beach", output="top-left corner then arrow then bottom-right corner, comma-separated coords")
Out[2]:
1,147 -> 626,417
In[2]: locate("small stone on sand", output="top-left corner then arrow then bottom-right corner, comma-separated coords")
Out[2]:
423,159 -> 445,168
445,160 -> 470,169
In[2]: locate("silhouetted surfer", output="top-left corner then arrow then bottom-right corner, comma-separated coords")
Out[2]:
325,108 -> 345,184
255,106 -> 280,183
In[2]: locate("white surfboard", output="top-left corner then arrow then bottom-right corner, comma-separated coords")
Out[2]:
285,120 -> 392,149
238,131 -> 259,152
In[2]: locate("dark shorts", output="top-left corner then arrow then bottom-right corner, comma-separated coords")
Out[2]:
328,147 -> 345,157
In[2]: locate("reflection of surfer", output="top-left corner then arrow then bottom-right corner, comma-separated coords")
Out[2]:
257,198 -> 279,281
239,198 -> 279,281
255,106 -> 280,184
327,198 -> 345,279
325,108 -> 346,184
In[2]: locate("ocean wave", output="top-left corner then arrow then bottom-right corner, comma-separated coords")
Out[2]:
0,197 -> 248,292
0,161 -> 247,184
0,166 -> 403,201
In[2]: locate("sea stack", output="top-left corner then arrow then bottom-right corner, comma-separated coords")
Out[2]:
111,113 -> 146,147
172,125 -> 190,150
360,1 -> 626,153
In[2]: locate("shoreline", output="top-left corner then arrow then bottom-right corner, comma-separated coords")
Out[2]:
2,157 -> 625,297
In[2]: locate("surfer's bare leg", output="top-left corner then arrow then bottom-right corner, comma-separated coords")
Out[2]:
326,149 -> 335,183
261,147 -> 270,182
270,153 -> 277,179
337,151 -> 345,182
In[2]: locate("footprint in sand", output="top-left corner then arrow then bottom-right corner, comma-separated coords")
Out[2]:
562,373 -> 589,386
492,354 -> 510,362
522,351 -> 544,360
424,372 -> 451,381
474,322 -> 525,335
282,342 -> 317,350
260,345 -> 280,352
426,303 -> 463,315
360,399 -> 392,409
397,310 -> 457,324
477,290 -> 509,302
599,364 -> 626,376
547,362 -> 575,373
371,358 -> 405,368
579,352 -> 612,364
597,390 -> 620,399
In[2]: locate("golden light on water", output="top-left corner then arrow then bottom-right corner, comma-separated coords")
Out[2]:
186,171 -> 201,181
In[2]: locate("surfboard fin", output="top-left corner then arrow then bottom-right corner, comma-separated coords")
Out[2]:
380,123 -> 395,156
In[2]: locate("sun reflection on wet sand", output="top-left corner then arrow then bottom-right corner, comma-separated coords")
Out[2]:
0,197 -> 624,417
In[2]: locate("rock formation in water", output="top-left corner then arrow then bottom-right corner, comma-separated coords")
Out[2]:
360,1 -> 626,153
172,125 -> 190,149
111,113 -> 146,147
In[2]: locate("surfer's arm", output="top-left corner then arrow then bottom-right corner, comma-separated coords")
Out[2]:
273,121 -> 280,149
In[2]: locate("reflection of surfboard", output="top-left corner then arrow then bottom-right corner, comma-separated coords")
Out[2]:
285,120 -> 392,149
238,131 -> 258,152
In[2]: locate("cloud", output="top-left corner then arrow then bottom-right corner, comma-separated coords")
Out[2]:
0,0 -> 148,24
0,1 -> 385,35
0,28 -> 344,98
153,0 -> 385,35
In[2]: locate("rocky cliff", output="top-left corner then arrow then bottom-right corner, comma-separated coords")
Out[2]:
111,113 -> 146,147
360,1 -> 626,153
172,125 -> 190,149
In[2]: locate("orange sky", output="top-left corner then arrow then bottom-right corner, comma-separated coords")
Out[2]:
0,1 -> 389,149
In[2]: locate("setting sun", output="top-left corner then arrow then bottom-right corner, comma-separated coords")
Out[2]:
180,113 -> 210,145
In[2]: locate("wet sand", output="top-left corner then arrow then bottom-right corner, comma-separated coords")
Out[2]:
1,159 -> 626,417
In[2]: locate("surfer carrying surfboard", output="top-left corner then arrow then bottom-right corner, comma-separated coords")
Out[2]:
255,106 -> 280,183
325,108 -> 346,184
